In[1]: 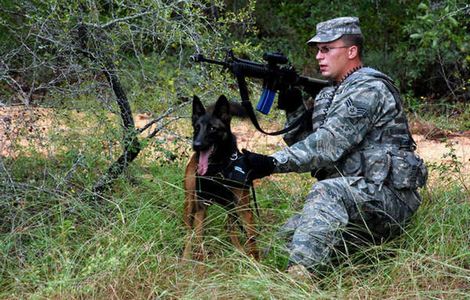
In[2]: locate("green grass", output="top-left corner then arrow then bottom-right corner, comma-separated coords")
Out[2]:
1,151 -> 469,299
408,100 -> 470,132
0,105 -> 469,299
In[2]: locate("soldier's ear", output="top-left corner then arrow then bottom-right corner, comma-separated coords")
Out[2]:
348,45 -> 358,59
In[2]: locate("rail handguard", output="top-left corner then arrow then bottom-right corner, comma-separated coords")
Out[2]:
190,50 -> 328,135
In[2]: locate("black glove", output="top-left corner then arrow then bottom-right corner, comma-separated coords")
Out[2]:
242,149 -> 276,181
277,87 -> 303,113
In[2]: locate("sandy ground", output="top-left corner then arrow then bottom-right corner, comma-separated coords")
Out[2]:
1,106 -> 469,178
230,121 -> 470,172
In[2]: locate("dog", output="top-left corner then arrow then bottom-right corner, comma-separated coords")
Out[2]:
183,95 -> 259,260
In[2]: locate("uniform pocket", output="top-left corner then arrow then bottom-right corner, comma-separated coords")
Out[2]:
362,149 -> 391,186
389,150 -> 427,190
341,152 -> 362,176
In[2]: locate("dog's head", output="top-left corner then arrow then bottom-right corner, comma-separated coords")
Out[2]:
192,95 -> 233,175
192,95 -> 232,151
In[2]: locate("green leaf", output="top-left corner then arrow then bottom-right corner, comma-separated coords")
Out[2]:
448,16 -> 459,27
410,33 -> 423,39
417,2 -> 428,11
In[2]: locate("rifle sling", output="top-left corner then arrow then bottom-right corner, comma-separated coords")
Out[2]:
236,74 -> 311,136
241,100 -> 312,136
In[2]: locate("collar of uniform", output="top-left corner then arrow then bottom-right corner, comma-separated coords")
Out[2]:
334,65 -> 364,86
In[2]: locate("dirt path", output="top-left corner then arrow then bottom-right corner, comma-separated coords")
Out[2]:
1,107 -> 469,177
230,121 -> 470,174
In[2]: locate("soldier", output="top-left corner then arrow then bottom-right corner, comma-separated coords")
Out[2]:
242,17 -> 428,276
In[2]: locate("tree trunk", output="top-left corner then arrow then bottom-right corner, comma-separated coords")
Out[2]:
92,58 -> 142,194
76,23 -> 142,194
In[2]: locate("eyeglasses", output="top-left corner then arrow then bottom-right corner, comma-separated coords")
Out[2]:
317,46 -> 350,54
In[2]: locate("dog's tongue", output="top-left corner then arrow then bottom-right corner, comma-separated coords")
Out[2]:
197,146 -> 213,176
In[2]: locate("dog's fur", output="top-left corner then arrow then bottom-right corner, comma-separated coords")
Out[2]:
183,95 -> 258,260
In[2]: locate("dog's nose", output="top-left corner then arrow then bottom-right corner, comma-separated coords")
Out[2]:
193,141 -> 202,150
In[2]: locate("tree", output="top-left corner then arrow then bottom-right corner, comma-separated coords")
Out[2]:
0,0 -> 255,193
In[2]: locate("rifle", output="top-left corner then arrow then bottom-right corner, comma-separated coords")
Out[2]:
190,50 -> 328,135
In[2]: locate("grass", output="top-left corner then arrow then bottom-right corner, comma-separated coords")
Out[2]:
0,109 -> 469,299
1,156 -> 469,299
407,100 -> 470,132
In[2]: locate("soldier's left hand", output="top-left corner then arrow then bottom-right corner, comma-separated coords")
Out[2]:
242,149 -> 276,181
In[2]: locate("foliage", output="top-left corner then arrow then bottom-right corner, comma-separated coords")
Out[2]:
1,119 -> 469,298
253,0 -> 469,104
1,0 -> 468,116
0,1 -> 265,107
401,1 -> 470,100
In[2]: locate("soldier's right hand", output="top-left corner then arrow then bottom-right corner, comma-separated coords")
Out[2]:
277,87 -> 303,113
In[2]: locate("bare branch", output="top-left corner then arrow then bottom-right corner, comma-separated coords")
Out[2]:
138,100 -> 190,134
85,10 -> 156,29
146,116 -> 184,140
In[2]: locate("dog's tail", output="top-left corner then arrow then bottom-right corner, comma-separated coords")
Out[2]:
228,101 -> 248,119
207,101 -> 248,119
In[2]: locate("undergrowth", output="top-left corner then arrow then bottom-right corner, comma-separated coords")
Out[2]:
0,109 -> 469,299
1,153 -> 469,299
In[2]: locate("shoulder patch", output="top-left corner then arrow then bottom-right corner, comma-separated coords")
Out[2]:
345,98 -> 368,117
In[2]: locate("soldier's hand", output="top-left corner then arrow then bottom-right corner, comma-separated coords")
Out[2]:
278,87 -> 303,113
242,149 -> 276,181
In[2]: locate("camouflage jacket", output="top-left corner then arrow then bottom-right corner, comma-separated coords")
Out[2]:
271,67 -> 427,190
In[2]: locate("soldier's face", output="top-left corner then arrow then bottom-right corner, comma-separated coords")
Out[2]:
315,39 -> 351,81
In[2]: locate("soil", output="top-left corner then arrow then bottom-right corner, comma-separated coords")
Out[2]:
1,107 -> 469,177
229,121 -> 470,172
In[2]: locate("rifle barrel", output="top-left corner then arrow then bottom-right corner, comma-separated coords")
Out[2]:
190,52 -> 328,88
190,54 -> 227,67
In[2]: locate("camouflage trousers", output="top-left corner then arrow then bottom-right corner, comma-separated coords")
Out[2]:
279,176 -> 421,270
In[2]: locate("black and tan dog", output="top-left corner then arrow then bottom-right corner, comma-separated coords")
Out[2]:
183,95 -> 259,260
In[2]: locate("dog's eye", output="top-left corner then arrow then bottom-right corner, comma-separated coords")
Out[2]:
209,126 -> 216,132
195,124 -> 200,132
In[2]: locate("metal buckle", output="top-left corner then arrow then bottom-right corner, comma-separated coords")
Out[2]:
230,152 -> 238,161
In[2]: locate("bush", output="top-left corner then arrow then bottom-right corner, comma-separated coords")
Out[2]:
400,1 -> 469,100
253,0 -> 469,104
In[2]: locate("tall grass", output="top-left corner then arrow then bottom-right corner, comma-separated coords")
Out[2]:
1,153 -> 468,299
0,109 -> 469,299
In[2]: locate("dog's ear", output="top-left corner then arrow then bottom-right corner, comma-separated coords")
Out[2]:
213,95 -> 231,124
192,95 -> 205,125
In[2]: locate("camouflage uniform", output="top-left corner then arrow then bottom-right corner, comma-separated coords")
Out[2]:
270,17 -> 427,270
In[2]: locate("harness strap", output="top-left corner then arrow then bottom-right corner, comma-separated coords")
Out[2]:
196,152 -> 261,219
369,73 -> 417,150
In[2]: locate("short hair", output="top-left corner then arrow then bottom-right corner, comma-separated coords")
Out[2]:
341,34 -> 364,59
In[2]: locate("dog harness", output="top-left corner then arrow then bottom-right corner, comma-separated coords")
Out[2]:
195,151 -> 260,216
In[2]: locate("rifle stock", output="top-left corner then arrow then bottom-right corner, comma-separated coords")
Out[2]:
190,50 -> 328,135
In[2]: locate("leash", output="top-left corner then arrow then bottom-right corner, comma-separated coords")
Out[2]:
250,184 -> 260,218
